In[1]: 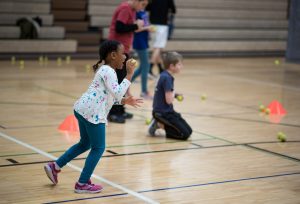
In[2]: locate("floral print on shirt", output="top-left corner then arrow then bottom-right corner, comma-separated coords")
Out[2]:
74,65 -> 131,124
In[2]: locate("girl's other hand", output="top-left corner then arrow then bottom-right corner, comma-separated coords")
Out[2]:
123,96 -> 143,108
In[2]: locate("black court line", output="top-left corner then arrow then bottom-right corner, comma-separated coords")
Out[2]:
43,193 -> 128,204
193,130 -> 235,144
1,141 -> 300,168
6,159 -> 18,164
106,150 -> 118,155
0,147 -> 201,168
0,138 -> 214,158
44,172 -> 300,204
191,143 -> 203,147
0,101 -> 70,107
245,144 -> 300,162
139,172 -> 300,193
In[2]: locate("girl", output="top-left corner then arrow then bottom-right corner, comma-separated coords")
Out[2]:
44,40 -> 143,194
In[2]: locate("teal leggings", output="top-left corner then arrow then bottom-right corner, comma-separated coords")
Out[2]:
56,111 -> 106,183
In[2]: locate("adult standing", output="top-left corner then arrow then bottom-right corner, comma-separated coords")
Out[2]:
146,0 -> 176,77
108,0 -> 148,123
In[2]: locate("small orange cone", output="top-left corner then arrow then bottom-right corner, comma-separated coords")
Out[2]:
267,101 -> 287,123
58,115 -> 79,132
267,100 -> 286,115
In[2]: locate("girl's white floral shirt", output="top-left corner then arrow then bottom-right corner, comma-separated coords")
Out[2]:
74,64 -> 130,124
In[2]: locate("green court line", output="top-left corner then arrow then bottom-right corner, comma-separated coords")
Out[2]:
193,130 -> 236,144
35,85 -> 77,99
0,138 -> 213,158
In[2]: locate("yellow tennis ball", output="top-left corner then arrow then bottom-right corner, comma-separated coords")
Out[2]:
130,59 -> 137,67
277,132 -> 286,142
150,25 -> 156,32
176,95 -> 183,102
265,108 -> 270,115
274,59 -> 280,65
259,105 -> 265,112
66,55 -> 71,64
145,118 -> 151,125
85,64 -> 91,73
201,94 -> 207,101
57,57 -> 62,66
11,56 -> 16,65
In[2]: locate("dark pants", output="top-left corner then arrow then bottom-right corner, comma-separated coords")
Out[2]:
109,53 -> 129,116
153,111 -> 192,140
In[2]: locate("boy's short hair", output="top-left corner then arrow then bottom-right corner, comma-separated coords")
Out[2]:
163,52 -> 182,70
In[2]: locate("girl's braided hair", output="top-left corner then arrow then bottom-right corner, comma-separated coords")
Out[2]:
93,40 -> 121,72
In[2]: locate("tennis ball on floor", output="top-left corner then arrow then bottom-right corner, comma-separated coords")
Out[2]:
11,56 -> 16,65
274,59 -> 280,65
145,118 -> 151,125
265,108 -> 270,115
19,60 -> 24,70
277,132 -> 286,142
176,95 -> 183,102
57,57 -> 62,66
259,104 -> 265,112
85,64 -> 91,73
201,94 -> 207,101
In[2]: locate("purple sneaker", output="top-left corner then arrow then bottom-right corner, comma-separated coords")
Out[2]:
74,181 -> 103,194
44,162 -> 60,185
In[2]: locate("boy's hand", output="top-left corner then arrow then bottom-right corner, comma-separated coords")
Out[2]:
123,96 -> 143,108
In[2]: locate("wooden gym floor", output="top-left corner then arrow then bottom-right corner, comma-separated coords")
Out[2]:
0,57 -> 299,204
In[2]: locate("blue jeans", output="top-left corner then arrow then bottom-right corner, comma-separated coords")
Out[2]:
56,111 -> 106,183
131,49 -> 150,93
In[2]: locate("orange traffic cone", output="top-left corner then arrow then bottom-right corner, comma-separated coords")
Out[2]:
58,115 -> 79,132
267,100 -> 286,115
267,101 -> 287,123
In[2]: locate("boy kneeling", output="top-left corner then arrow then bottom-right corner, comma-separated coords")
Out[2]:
148,52 -> 192,140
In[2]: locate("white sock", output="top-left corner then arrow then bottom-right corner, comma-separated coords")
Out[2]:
54,162 -> 61,171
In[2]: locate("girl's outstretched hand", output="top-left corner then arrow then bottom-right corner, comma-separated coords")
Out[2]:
123,96 -> 143,108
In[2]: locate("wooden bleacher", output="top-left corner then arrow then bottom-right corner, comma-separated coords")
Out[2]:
0,0 -> 77,55
88,0 -> 288,56
51,0 -> 101,57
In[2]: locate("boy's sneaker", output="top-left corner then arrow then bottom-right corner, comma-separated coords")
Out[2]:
148,119 -> 158,136
74,181 -> 103,194
44,162 -> 61,185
